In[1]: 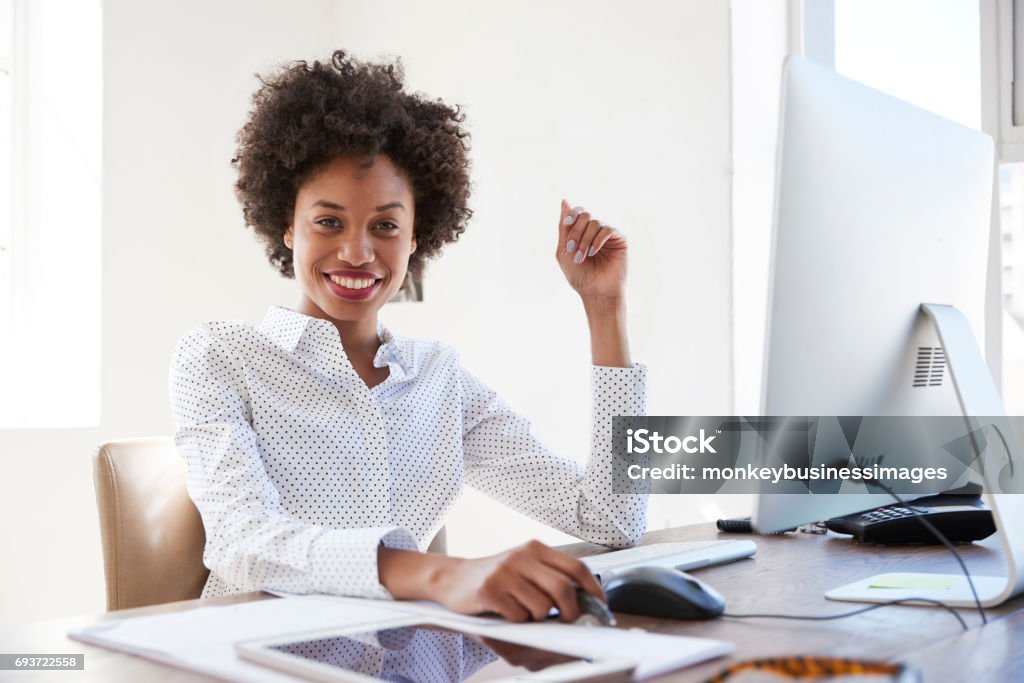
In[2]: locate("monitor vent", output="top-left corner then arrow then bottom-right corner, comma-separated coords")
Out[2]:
913,346 -> 945,387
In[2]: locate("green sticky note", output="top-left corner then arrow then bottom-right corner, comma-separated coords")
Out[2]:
869,574 -> 956,590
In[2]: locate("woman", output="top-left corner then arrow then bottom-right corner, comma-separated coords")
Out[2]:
170,51 -> 648,624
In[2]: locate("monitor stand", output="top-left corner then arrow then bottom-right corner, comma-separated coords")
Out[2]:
825,303 -> 1024,608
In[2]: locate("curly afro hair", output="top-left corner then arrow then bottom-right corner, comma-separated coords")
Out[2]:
233,50 -> 472,279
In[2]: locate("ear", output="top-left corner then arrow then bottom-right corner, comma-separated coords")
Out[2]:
284,226 -> 294,250
410,236 -> 417,254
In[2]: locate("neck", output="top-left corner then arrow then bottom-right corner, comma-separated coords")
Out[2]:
334,318 -> 381,364
295,298 -> 381,366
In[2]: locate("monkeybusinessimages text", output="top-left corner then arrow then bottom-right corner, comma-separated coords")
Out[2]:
624,428 -> 949,485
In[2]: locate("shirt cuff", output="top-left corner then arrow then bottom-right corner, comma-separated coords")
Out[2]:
592,361 -> 647,373
591,362 -> 647,416
308,526 -> 418,600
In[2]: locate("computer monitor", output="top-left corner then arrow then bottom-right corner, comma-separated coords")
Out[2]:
751,57 -> 1024,608
752,55 -> 993,531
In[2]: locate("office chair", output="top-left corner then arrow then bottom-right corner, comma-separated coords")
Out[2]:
92,437 -> 210,610
92,437 -> 448,611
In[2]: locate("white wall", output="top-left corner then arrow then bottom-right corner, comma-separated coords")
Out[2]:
328,0 -> 735,550
0,0 -> 741,627
731,0 -> 788,416
723,0 -> 789,524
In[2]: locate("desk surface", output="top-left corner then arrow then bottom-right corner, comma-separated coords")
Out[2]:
2,522 -> 1020,682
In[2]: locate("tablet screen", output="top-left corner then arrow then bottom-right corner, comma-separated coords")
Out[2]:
262,622 -> 586,681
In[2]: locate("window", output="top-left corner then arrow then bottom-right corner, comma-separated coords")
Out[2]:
0,0 -> 15,373
0,0 -> 101,427
834,1 -> 1024,414
983,0 -> 1024,414
1000,165 -> 1024,412
834,0 -> 981,129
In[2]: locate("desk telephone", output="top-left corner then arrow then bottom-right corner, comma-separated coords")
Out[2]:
823,493 -> 996,545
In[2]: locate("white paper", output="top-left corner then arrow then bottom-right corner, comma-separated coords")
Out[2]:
447,620 -> 733,680
267,589 -> 501,626
68,595 -> 408,683
68,595 -> 732,681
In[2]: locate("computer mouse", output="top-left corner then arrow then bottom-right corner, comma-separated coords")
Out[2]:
603,566 -> 726,620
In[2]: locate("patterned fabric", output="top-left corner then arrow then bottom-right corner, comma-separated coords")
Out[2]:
266,625 -> 498,681
170,306 -> 648,599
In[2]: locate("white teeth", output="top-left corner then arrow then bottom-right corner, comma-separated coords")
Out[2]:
329,275 -> 376,290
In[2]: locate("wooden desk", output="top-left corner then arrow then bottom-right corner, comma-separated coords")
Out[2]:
2,523 -> 1019,682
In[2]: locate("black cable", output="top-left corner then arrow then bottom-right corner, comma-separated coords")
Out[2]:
720,470 -> 989,631
724,596 -> 968,631
865,478 -> 987,625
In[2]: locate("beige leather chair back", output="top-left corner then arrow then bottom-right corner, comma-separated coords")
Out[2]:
92,437 -> 209,611
93,437 -> 448,611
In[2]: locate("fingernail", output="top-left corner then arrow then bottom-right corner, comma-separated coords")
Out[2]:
563,214 -> 574,226
566,239 -> 576,253
574,250 -> 584,264
588,245 -> 596,257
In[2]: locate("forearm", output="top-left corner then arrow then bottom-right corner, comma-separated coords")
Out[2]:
582,295 -> 631,368
377,546 -> 455,600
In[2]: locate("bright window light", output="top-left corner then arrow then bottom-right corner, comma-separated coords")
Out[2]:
833,1 -> 1024,414
835,0 -> 981,130
0,0 -> 101,428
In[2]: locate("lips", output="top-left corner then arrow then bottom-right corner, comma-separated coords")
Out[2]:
322,272 -> 382,301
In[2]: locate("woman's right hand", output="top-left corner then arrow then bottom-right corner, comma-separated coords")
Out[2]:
435,540 -> 605,623
378,539 -> 605,623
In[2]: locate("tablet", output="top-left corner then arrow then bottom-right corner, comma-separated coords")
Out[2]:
235,616 -> 635,682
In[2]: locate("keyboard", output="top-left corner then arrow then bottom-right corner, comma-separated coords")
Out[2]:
580,539 -> 757,580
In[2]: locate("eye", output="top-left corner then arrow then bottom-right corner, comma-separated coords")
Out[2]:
376,221 -> 400,231
314,217 -> 340,229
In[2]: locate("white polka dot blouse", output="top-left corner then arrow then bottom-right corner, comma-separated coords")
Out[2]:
169,306 -> 649,600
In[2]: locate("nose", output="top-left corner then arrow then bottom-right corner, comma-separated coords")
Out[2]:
334,228 -> 375,266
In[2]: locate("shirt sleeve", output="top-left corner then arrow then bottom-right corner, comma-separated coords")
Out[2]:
460,362 -> 649,548
169,325 -> 417,599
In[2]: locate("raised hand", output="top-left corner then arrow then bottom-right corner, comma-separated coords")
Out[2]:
556,199 -> 628,303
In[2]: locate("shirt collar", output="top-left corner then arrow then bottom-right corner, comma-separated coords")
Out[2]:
259,306 -> 313,353
372,319 -> 414,381
258,306 -> 414,377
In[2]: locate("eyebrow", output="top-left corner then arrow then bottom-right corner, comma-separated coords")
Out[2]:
311,200 -> 407,212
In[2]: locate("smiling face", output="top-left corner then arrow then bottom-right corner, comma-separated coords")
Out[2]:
285,155 -> 416,330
